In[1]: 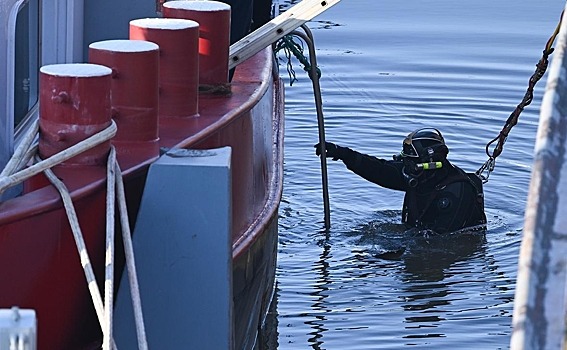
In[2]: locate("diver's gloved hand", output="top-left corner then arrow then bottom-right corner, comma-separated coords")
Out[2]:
314,142 -> 346,161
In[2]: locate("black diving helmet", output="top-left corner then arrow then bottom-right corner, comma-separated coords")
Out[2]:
397,128 -> 449,186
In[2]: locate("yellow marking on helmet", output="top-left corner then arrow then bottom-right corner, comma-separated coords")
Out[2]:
417,161 -> 442,170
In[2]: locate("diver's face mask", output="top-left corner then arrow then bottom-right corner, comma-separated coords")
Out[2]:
393,128 -> 446,187
399,153 -> 443,188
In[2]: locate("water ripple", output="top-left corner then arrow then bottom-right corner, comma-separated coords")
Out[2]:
271,0 -> 565,349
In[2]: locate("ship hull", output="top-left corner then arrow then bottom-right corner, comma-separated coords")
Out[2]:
0,48 -> 283,349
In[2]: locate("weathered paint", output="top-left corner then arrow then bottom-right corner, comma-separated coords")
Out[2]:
88,39 -> 160,160
38,64 -> 112,165
510,3 -> 567,349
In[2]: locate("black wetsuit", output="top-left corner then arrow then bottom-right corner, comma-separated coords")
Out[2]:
338,148 -> 487,234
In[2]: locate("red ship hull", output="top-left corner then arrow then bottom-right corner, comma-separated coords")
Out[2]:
0,48 -> 284,349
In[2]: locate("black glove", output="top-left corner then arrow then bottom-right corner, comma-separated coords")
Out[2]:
314,142 -> 345,161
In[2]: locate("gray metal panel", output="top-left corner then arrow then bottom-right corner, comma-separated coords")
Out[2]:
0,0 -> 25,171
510,2 -> 567,348
83,0 -> 157,58
114,147 -> 233,349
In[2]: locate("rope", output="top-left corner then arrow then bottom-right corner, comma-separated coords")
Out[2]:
477,10 -> 564,183
104,147 -> 117,350
115,159 -> 149,350
0,119 -> 148,349
0,120 -> 38,178
41,156 -> 115,348
0,121 -> 117,195
44,146 -> 148,350
275,34 -> 322,85
289,25 -> 332,229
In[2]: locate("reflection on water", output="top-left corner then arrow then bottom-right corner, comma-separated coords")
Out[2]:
304,235 -> 332,350
348,215 -> 489,340
270,210 -> 516,349
273,0 -> 562,348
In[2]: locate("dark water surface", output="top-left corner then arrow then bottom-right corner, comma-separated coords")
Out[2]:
271,1 -> 565,349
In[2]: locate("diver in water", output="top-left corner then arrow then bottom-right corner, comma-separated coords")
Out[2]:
315,128 -> 487,234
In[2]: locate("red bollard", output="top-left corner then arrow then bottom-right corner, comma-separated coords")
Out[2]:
89,40 -> 160,148
163,1 -> 231,90
130,18 -> 200,118
39,63 -> 112,166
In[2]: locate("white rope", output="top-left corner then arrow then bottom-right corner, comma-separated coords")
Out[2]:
42,161 -> 120,350
0,120 -> 117,195
115,160 -> 149,350
0,120 -> 39,178
40,156 -> 109,341
18,144 -> 38,173
2,118 -> 149,349
103,147 -> 117,350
